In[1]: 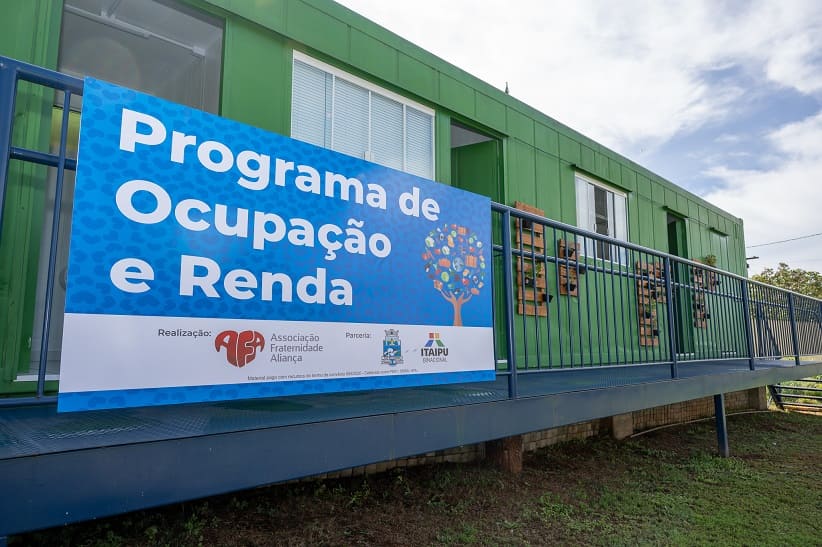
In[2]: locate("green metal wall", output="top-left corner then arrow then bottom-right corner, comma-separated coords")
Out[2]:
0,0 -> 748,392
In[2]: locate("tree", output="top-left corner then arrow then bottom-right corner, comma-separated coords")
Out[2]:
751,263 -> 822,299
423,224 -> 487,326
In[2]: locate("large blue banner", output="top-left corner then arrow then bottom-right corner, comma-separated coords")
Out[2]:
57,78 -> 494,411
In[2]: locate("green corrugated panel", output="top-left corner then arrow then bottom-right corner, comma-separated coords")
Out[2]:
664,188 -> 677,209
620,166 -> 637,192
627,194 -> 640,243
608,158 -> 621,186
508,140 -> 536,204
699,206 -> 710,224
535,151 -> 561,220
208,0 -> 286,28
637,175 -> 651,198
650,181 -> 665,204
475,93 -> 506,130
534,123 -> 559,156
222,18 -> 290,134
397,53 -> 437,100
287,0 -> 350,61
580,145 -> 596,173
506,107 -> 534,145
688,200 -> 700,220
643,201 -> 657,248
595,152 -> 609,180
558,134 -> 581,164
438,73 -> 474,117
350,30 -> 397,83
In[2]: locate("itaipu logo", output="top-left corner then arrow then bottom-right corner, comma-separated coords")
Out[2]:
421,332 -> 449,364
421,332 -> 448,358
215,330 -> 265,367
381,329 -> 403,366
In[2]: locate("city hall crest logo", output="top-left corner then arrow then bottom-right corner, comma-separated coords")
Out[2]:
381,329 -> 403,366
215,330 -> 265,367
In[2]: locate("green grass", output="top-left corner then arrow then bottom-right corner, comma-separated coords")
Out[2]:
13,411 -> 822,546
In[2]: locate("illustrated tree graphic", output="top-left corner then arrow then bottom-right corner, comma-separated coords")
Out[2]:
422,223 -> 486,326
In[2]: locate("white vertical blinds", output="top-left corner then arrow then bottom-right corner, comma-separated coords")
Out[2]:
575,175 -> 595,257
292,55 -> 434,179
290,60 -> 331,148
575,174 -> 629,263
405,106 -> 434,178
370,94 -> 404,170
332,78 -> 370,160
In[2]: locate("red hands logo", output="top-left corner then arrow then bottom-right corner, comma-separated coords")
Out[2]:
215,330 -> 265,367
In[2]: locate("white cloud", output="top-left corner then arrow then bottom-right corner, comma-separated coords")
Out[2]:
703,112 -> 822,273
337,0 -> 822,156
765,31 -> 822,95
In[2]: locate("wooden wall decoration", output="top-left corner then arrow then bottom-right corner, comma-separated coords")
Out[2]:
690,263 -> 717,328
557,239 -> 582,297
513,201 -> 549,317
636,261 -> 665,346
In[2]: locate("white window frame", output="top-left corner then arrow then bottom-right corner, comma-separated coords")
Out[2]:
291,51 -> 435,177
575,173 -> 629,264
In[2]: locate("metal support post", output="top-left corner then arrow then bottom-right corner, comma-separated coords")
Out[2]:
714,393 -> 729,458
787,293 -> 801,366
740,279 -> 756,370
501,210 -> 518,399
663,257 -> 678,379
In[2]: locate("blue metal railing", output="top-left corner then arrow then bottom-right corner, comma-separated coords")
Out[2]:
0,57 -> 84,406
1,55 -> 821,406
493,203 -> 821,381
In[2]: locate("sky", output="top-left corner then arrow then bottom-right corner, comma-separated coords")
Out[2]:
335,0 -> 822,275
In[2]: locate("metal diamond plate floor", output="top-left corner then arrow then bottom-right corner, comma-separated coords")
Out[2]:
0,358 -> 812,460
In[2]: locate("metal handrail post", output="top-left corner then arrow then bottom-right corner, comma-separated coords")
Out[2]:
755,302 -> 765,358
0,60 -> 18,241
787,293 -> 801,366
35,90 -> 72,396
501,209 -> 518,399
663,257 -> 678,379
740,279 -> 756,370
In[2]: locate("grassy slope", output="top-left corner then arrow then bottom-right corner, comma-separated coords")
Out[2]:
15,411 -> 822,546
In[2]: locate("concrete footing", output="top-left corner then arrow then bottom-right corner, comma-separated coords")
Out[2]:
610,413 -> 634,440
486,435 -> 523,474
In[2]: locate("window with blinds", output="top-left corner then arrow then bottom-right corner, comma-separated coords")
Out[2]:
575,174 -> 628,264
291,53 -> 435,179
